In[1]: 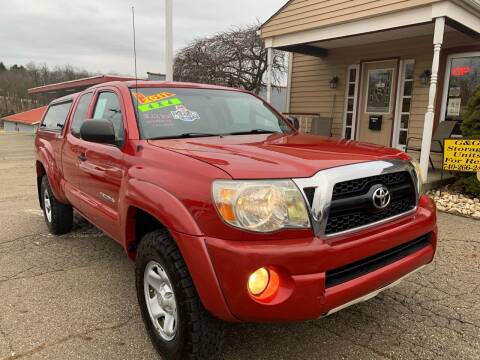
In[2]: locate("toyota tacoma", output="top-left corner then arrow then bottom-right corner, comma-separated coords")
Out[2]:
35,81 -> 437,359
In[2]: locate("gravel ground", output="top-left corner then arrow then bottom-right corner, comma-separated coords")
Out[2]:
426,188 -> 480,219
0,133 -> 479,360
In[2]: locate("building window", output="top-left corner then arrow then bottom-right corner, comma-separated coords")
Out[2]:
343,65 -> 359,139
395,60 -> 415,149
366,68 -> 394,113
441,52 -> 480,122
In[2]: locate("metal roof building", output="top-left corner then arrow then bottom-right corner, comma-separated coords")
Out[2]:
27,75 -> 136,95
2,106 -> 48,133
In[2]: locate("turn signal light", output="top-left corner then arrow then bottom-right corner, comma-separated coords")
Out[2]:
217,188 -> 236,222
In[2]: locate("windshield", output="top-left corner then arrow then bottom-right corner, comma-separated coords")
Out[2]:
130,88 -> 292,139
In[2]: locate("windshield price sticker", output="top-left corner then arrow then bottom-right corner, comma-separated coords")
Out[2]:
138,98 -> 183,113
443,139 -> 480,172
171,105 -> 200,122
133,91 -> 175,105
143,113 -> 174,127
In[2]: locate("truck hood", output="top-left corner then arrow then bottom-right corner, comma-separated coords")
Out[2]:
148,133 -> 406,179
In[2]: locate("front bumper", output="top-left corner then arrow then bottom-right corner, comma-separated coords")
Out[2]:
203,195 -> 437,322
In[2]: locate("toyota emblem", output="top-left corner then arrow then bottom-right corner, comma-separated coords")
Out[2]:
372,185 -> 391,210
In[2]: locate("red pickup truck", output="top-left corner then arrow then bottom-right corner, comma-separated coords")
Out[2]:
35,81 -> 437,359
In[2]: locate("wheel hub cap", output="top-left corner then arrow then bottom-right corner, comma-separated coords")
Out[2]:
144,261 -> 178,341
44,191 -> 52,222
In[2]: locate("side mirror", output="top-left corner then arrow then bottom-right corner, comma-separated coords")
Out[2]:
80,119 -> 116,145
286,116 -> 300,130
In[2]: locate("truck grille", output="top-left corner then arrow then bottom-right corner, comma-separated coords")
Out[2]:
325,171 -> 416,235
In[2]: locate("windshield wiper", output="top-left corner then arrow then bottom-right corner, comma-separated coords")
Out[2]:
149,129 -> 279,140
226,129 -> 279,136
149,133 -> 221,140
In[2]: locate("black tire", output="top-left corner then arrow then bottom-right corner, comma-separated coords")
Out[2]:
40,176 -> 73,235
135,229 -> 225,360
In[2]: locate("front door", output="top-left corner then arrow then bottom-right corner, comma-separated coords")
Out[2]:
79,90 -> 125,240
357,60 -> 398,146
63,89 -> 126,241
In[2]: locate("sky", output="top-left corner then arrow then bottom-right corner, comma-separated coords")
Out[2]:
0,0 -> 286,77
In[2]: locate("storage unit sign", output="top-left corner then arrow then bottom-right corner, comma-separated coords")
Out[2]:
443,139 -> 480,172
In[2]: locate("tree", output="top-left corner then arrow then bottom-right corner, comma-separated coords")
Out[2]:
173,25 -> 286,94
0,61 -> 92,118
461,86 -> 480,137
453,86 -> 480,197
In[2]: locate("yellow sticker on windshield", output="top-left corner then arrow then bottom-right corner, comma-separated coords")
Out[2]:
133,91 -> 175,105
138,98 -> 182,113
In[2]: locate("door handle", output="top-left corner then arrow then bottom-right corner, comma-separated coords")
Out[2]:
78,153 -> 87,162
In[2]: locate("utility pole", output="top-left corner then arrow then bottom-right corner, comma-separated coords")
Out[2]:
165,0 -> 173,81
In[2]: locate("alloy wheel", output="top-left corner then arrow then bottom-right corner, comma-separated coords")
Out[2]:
144,261 -> 178,341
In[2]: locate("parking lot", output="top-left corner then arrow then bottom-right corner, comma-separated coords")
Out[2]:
0,133 -> 479,360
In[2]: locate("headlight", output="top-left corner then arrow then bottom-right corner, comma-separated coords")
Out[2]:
409,158 -> 423,196
212,180 -> 310,232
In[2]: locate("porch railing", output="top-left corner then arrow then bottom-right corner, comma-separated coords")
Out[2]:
282,113 -> 320,134
283,112 -> 334,138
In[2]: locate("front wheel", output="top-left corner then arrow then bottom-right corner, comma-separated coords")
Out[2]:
135,229 -> 225,360
41,176 -> 73,235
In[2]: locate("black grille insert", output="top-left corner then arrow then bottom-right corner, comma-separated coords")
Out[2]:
325,233 -> 431,288
332,171 -> 411,200
325,171 -> 416,235
303,187 -> 316,207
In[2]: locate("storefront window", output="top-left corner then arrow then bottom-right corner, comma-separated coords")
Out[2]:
443,54 -> 480,122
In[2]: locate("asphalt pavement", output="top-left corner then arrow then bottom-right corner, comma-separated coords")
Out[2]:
0,133 -> 479,359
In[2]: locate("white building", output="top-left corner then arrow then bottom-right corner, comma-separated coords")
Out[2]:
2,106 -> 47,133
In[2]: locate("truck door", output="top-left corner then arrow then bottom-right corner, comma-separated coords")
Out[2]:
63,90 -> 126,241
79,90 -> 125,240
63,92 -> 93,198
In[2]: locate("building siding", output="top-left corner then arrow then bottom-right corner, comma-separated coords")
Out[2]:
261,0 -> 441,38
288,31 -> 479,164
3,121 -> 38,133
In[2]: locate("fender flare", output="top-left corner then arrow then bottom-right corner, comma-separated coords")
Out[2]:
122,179 -> 237,322
122,178 -> 203,244
36,147 -> 68,203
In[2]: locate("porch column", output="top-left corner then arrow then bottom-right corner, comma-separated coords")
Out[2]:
419,17 -> 445,183
266,47 -> 273,103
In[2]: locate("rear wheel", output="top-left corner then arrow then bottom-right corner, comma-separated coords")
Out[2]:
41,176 -> 73,235
135,229 -> 225,360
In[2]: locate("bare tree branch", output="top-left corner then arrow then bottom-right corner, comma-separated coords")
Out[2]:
0,61 -> 91,117
173,24 -> 286,94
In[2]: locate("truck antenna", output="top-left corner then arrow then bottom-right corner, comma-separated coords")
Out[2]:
131,6 -> 140,118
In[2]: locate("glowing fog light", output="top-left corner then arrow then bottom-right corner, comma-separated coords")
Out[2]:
248,268 -> 270,296
247,267 -> 281,301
